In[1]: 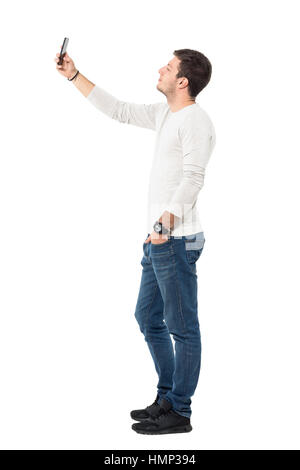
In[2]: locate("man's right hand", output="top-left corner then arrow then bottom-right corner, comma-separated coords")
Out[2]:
54,46 -> 77,79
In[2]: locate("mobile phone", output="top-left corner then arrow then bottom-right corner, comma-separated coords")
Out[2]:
58,37 -> 69,65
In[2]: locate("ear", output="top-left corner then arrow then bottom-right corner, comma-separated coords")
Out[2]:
179,77 -> 189,89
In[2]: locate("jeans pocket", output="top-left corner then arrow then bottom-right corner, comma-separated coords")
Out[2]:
185,233 -> 205,264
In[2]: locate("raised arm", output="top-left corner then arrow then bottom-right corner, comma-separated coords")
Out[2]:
85,84 -> 165,131
54,50 -> 165,131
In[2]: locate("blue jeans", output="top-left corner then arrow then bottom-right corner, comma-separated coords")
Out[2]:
134,231 -> 205,418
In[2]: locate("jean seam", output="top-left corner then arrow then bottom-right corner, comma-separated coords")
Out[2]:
145,283 -> 159,335
170,242 -> 190,397
170,243 -> 188,337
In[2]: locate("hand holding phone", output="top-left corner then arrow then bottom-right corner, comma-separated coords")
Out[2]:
55,38 -> 77,79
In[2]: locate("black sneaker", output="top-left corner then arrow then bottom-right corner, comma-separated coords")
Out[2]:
130,394 -> 163,422
131,398 -> 192,435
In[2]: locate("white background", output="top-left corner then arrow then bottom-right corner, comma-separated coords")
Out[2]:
0,0 -> 299,450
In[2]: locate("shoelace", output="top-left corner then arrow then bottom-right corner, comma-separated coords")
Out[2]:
151,408 -> 172,423
145,398 -> 159,412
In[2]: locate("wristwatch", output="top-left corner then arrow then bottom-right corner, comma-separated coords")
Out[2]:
153,220 -> 170,235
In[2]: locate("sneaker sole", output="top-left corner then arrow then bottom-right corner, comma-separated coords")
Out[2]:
132,424 -> 193,435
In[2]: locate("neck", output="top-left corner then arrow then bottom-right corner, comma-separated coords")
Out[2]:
166,96 -> 195,113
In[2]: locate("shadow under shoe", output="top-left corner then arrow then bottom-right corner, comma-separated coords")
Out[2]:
130,394 -> 163,422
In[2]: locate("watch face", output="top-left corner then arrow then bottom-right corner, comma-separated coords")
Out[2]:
154,222 -> 161,232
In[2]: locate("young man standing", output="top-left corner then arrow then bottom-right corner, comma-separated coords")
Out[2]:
55,48 -> 216,435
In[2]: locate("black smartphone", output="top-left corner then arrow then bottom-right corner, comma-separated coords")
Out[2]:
58,37 -> 69,65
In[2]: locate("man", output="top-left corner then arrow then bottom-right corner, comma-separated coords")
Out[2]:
55,48 -> 216,435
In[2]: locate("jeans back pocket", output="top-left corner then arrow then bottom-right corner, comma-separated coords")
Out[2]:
185,232 -> 205,264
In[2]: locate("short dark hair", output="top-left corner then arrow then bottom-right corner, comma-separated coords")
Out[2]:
173,48 -> 212,98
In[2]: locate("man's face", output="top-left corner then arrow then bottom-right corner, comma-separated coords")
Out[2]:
157,56 -> 181,95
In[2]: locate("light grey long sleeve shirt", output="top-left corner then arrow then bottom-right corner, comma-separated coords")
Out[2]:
86,85 -> 216,236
